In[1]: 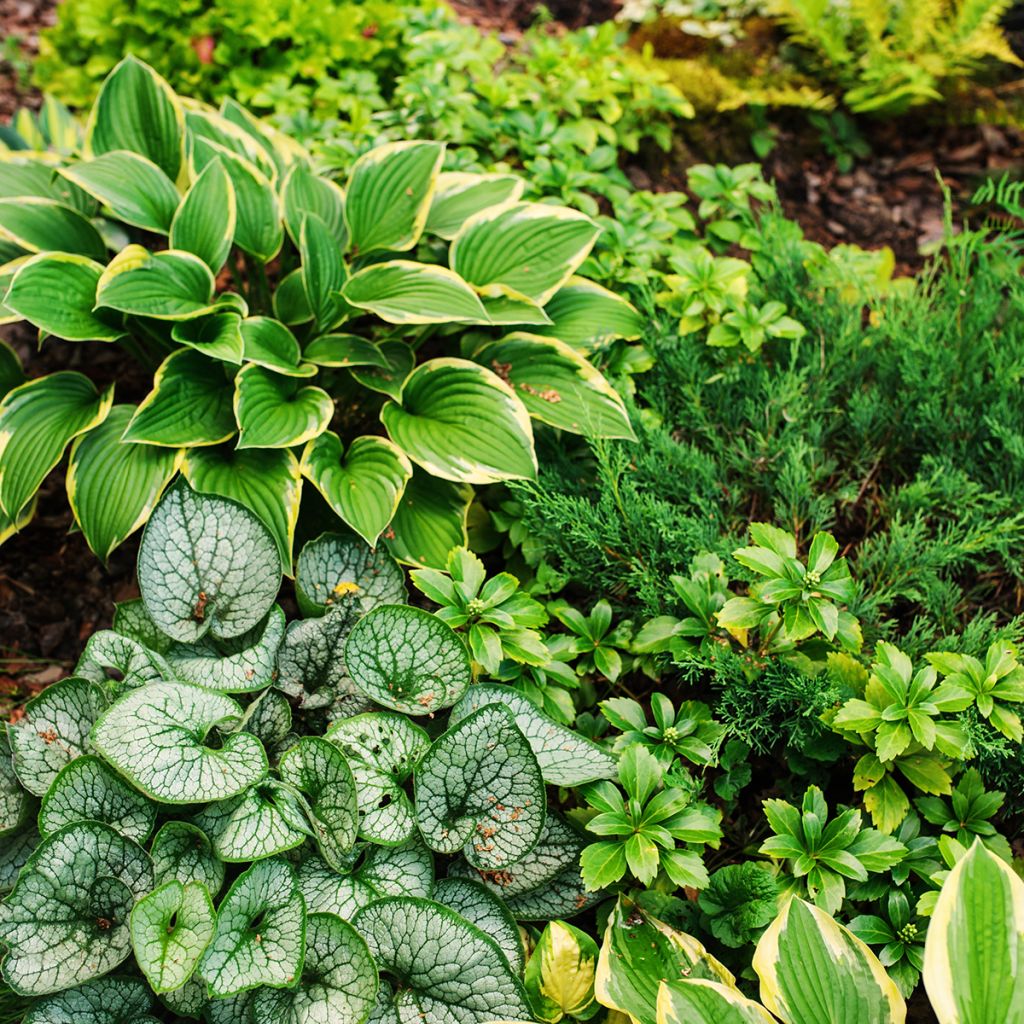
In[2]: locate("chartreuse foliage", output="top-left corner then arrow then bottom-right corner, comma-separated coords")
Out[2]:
0,483 -> 614,1018
0,56 -> 639,571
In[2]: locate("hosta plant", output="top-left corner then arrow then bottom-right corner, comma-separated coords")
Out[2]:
0,56 -> 640,570
0,482 -> 620,1019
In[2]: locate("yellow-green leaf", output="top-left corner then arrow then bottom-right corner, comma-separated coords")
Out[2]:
658,980 -> 776,1024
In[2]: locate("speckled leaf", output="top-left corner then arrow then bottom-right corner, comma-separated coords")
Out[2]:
150,820 -> 225,895
253,912 -> 378,1024
295,531 -> 406,619
0,730 -> 34,837
74,630 -> 175,691
275,605 -> 362,712
204,991 -> 256,1024
326,713 -> 430,846
431,878 -> 524,974
157,974 -> 207,1019
344,605 -> 470,715
353,897 -> 533,1024
449,684 -> 616,787
0,821 -> 153,995
234,364 -> 332,450
279,737 -> 359,870
166,605 -> 286,693
359,839 -> 435,900
112,598 -> 171,654
200,858 -> 306,998
130,880 -> 215,993
90,682 -> 268,804
137,481 -> 281,643
39,755 -> 155,842
415,705 -> 544,870
8,677 -> 107,796
297,857 -> 376,921
192,781 -> 308,862
21,976 -> 155,1024
0,828 -> 37,891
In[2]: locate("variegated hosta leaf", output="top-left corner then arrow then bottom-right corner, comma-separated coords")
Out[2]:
96,246 -> 218,320
295,531 -> 407,619
658,979 -> 775,1024
300,213 -> 348,332
344,604 -> 470,716
0,821 -> 154,995
353,897 -> 533,1024
380,358 -> 537,485
200,858 -> 306,998
0,730 -> 34,837
431,878 -> 524,974
90,682 -> 268,804
171,311 -> 245,364
279,737 -> 359,869
415,705 -> 545,869
74,630 -> 174,692
326,713 -> 430,846
8,677 -> 107,796
342,262 -> 489,325
233,364 -> 332,450
533,278 -> 645,350
276,605 -> 363,712
596,897 -> 735,1024
424,172 -> 524,241
112,598 -> 171,654
525,920 -> 599,1024
166,605 -> 286,693
350,339 -> 414,402
150,820 -> 225,895
281,163 -> 347,250
192,781 -> 308,862
452,813 -> 601,921
137,481 -> 281,643
301,333 -> 389,370
207,147 -> 283,264
242,316 -> 314,377
130,880 -> 215,993
39,754 -> 155,842
449,684 -> 616,787
753,897 -> 906,1024
252,912 -> 378,1024
0,197 -> 106,260
21,976 -> 155,1024
170,157 -> 237,273
386,469 -> 472,570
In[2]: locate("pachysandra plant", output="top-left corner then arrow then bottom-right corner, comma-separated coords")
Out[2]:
0,482 -> 616,1019
0,55 -> 642,569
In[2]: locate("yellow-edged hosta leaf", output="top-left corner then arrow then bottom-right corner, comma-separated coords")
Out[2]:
68,404 -> 182,561
241,316 -> 315,377
381,358 -> 536,484
753,897 -> 906,1024
186,107 -> 275,179
96,245 -> 217,320
300,430 -> 411,546
273,267 -> 313,325
281,162 -> 346,249
924,840 -> 1024,1024
344,141 -> 444,254
342,261 -> 490,325
0,197 -> 106,260
233,363 -> 332,449
350,340 -> 414,402
0,372 -> 113,519
303,333 -> 388,370
525,920 -> 599,1023
658,980 -> 776,1024
0,156 -> 94,211
170,158 -> 236,273
480,284 -> 553,327
172,311 -> 245,364
535,277 -> 645,350
386,467 -> 472,568
300,213 -> 348,332
450,202 -> 601,305
425,171 -> 524,240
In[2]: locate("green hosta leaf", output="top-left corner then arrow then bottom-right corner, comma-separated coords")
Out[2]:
344,604 -> 470,715
165,605 -> 286,692
8,677 -> 107,796
387,469 -> 471,569
449,684 -> 616,786
354,897 -> 533,1024
326,712 -> 430,846
137,480 -> 281,643
451,203 -> 601,305
282,163 -> 347,249
200,858 -> 305,998
171,158 -> 236,273
480,287 -> 552,327
213,148 -> 283,263
350,340 -> 414,402
534,278 -> 644,350
0,731 -> 33,838
183,446 -> 302,572
61,152 -> 179,233
301,432 -> 411,546
425,172 -> 524,240
0,158 -> 93,210
303,333 -> 387,370
122,350 -> 236,447
0,821 -> 153,995
381,358 -> 536,484
0,197 -> 106,260
253,912 -> 378,1024
300,213 -> 348,332
39,754 -> 155,842
85,55 -> 183,180
471,333 -> 635,440
342,262 -> 489,325
234,364 -> 332,449
21,976 -> 155,1024
131,880 -> 215,993
74,630 -> 173,690
0,339 -> 22,397
432,877 -> 524,973
344,141 -> 444,254
416,704 -> 545,869
4,253 -> 124,341
150,820 -> 225,894
0,372 -> 113,519
96,246 -> 216,320
242,317 -> 315,377
91,681 -> 268,803
279,737 -> 359,869
193,781 -> 308,862
172,312 -> 245,364
276,606 -> 361,712
658,979 -> 776,1024
274,268 -> 313,326
68,405 -> 181,561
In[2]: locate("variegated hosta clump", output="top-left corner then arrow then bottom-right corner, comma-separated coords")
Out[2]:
0,56 -> 643,570
0,483 -> 620,1021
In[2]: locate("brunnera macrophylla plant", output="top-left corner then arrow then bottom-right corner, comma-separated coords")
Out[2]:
0,56 -> 643,570
0,482 -> 620,1020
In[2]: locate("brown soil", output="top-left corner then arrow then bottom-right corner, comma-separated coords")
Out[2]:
0,0 -> 52,120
